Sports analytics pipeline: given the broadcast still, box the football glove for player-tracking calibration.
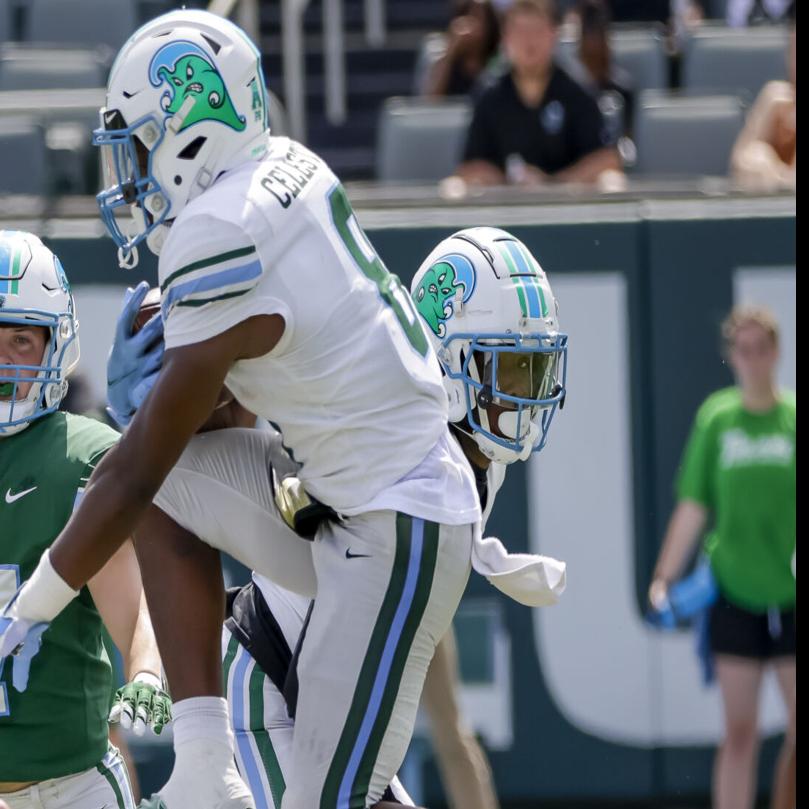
[106,280,164,428]
[0,598,49,693]
[109,671,172,735]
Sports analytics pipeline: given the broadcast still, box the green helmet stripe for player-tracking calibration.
[534,278,549,317]
[498,246,529,318]
[516,243,550,318]
[10,246,21,295]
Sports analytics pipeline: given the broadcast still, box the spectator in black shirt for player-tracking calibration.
[606,0,670,22]
[456,0,622,186]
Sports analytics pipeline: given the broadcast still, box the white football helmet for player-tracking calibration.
[93,9,270,267]
[0,231,80,437]
[411,227,567,464]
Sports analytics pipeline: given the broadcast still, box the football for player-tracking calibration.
[131,287,161,335]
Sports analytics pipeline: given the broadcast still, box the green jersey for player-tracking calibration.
[0,411,119,781]
[677,387,796,612]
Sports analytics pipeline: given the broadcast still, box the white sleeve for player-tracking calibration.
[159,214,289,350]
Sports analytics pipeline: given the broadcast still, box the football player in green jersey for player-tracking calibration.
[0,230,170,808]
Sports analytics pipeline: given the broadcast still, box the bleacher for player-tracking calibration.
[0,1,793,189]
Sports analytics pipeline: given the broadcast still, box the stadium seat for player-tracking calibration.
[0,48,106,91]
[557,28,668,91]
[26,0,137,50]
[0,117,48,194]
[682,26,788,100]
[376,97,472,182]
[702,0,729,19]
[633,92,745,176]
[611,29,668,91]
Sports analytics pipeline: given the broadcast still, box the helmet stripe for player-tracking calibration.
[0,245,21,296]
[498,245,529,318]
[515,242,550,318]
[502,242,542,318]
[534,279,549,317]
[9,247,21,295]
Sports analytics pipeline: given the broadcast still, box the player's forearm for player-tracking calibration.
[50,441,161,590]
[5,446,158,624]
[90,541,161,679]
[50,340,234,589]
[653,500,708,583]
[552,147,622,184]
[125,592,162,680]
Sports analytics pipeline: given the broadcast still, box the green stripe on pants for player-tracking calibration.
[320,514,440,808]
[96,756,128,809]
[223,631,240,684]
[350,519,439,801]
[248,661,287,807]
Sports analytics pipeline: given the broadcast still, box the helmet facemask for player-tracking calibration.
[444,331,568,464]
[0,313,77,437]
[0,232,80,437]
[94,110,172,269]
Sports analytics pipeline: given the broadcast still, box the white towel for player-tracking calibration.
[471,530,566,607]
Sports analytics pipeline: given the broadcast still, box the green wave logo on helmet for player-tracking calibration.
[149,40,246,132]
[414,254,476,337]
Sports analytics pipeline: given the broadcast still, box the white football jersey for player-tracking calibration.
[159,137,476,519]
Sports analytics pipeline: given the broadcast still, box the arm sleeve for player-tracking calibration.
[462,94,501,167]
[676,403,717,509]
[159,214,290,350]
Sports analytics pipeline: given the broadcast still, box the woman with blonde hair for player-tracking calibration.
[649,305,796,809]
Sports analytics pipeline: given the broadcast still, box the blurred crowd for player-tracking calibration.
[0,0,797,195]
[414,0,795,191]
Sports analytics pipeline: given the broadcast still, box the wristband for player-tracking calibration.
[8,550,79,622]
[132,670,163,690]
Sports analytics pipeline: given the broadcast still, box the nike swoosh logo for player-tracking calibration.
[345,549,372,560]
[5,486,37,503]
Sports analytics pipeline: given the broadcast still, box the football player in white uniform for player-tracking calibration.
[110,226,567,809]
[410,226,568,809]
[0,10,481,809]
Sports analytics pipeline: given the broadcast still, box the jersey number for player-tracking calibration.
[328,185,429,357]
[0,565,21,717]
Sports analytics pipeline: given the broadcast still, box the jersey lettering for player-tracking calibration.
[260,144,320,208]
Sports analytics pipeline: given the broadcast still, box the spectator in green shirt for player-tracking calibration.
[649,305,795,809]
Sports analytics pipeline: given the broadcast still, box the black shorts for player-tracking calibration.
[709,595,796,660]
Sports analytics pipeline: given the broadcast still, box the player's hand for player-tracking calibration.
[109,671,172,735]
[648,577,669,612]
[646,577,676,629]
[106,280,164,428]
[0,598,49,692]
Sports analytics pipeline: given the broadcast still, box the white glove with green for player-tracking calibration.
[108,671,172,736]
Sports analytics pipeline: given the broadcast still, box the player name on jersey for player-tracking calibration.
[259,143,322,209]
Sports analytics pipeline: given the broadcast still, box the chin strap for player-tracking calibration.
[117,244,139,270]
